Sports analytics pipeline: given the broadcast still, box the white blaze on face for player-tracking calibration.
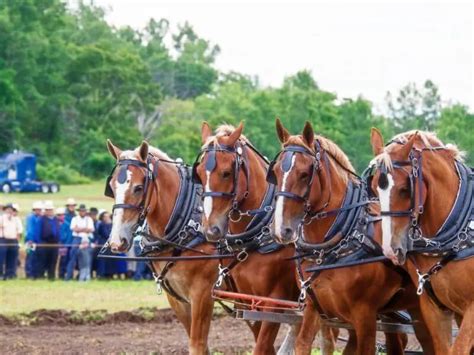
[274,155,296,236]
[377,173,395,258]
[203,171,213,220]
[110,169,132,245]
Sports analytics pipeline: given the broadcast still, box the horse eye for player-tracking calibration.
[134,185,144,194]
[399,186,410,197]
[222,171,232,179]
[300,172,309,180]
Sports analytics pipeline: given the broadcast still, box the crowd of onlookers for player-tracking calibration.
[0,198,151,281]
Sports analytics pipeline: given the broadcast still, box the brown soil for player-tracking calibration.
[0,309,422,354]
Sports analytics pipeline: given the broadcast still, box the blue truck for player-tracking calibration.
[0,151,60,193]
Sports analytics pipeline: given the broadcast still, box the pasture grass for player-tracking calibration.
[0,279,169,316]
[1,181,112,219]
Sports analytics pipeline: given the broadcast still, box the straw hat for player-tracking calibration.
[43,200,55,210]
[66,198,77,206]
[55,207,66,215]
[32,201,44,210]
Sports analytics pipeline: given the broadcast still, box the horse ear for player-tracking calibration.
[302,121,314,148]
[138,141,149,162]
[107,139,122,160]
[201,121,212,144]
[398,132,418,159]
[276,118,290,143]
[370,128,385,156]
[226,121,244,146]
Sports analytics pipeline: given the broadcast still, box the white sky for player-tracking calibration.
[92,0,473,111]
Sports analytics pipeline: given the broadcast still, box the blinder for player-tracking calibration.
[104,168,116,198]
[191,147,218,185]
[266,159,278,185]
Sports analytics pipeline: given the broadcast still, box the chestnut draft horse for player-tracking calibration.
[268,119,435,355]
[104,140,221,355]
[369,129,474,354]
[193,122,313,355]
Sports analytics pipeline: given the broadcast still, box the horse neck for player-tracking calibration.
[419,153,459,236]
[303,159,348,243]
[229,147,268,234]
[147,161,181,237]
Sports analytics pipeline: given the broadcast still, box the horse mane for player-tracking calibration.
[120,145,172,161]
[202,124,250,148]
[375,130,465,171]
[284,135,357,183]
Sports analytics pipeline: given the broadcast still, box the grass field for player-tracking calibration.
[0,279,169,316]
[1,181,112,218]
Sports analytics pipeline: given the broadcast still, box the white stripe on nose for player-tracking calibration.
[203,171,213,220]
[377,173,395,257]
[110,170,132,245]
[274,155,296,235]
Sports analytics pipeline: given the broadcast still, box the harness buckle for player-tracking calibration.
[237,249,248,262]
[261,226,271,236]
[416,269,429,295]
[153,273,164,295]
[215,264,229,288]
[299,278,312,303]
[187,219,201,232]
[315,211,327,220]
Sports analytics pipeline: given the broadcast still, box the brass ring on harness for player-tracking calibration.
[228,209,242,223]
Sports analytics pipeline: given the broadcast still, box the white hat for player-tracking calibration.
[43,200,55,210]
[32,201,44,210]
[55,207,66,215]
[12,203,20,212]
[66,198,76,206]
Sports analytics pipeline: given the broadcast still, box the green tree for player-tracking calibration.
[436,105,473,165]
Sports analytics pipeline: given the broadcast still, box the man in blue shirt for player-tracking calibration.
[56,207,71,279]
[36,201,61,280]
[24,201,43,279]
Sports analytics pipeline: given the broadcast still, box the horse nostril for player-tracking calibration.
[210,226,221,238]
[282,227,294,239]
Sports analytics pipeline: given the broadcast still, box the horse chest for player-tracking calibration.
[156,261,191,302]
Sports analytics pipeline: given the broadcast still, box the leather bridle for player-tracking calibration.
[104,156,159,229]
[267,141,365,229]
[192,142,250,220]
[375,141,449,240]
[266,141,337,223]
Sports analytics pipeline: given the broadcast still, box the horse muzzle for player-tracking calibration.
[205,225,225,242]
[274,225,297,245]
[109,238,129,253]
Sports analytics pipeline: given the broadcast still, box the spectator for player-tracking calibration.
[37,201,60,280]
[64,198,78,280]
[96,211,112,279]
[0,203,23,279]
[70,204,94,281]
[25,201,43,279]
[65,198,77,223]
[56,207,70,279]
[89,207,100,277]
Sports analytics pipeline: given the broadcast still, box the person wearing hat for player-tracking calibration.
[70,204,95,281]
[36,201,61,280]
[55,207,69,279]
[24,201,43,278]
[0,203,23,279]
[65,198,77,224]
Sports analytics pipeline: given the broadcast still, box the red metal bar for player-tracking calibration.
[213,289,300,309]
